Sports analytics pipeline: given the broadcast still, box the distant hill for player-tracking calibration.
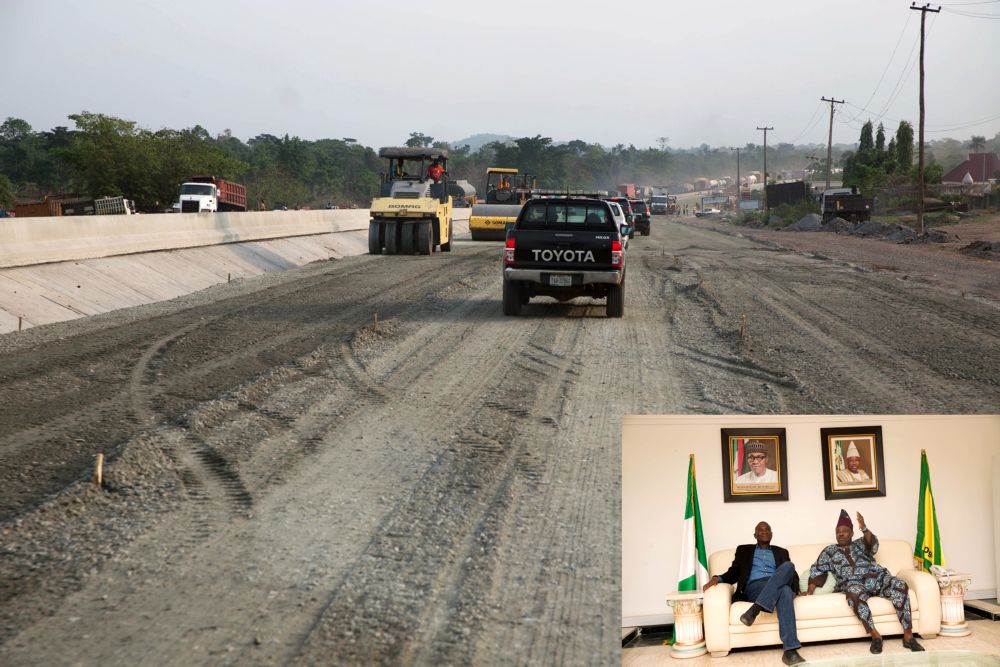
[447,133,513,152]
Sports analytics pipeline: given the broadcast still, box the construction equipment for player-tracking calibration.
[468,168,536,241]
[369,147,471,255]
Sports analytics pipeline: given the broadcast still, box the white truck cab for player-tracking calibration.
[178,182,219,213]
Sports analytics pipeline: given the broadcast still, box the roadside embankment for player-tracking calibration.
[0,209,472,333]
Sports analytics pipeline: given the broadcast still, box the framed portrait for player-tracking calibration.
[720,428,789,502]
[820,426,886,499]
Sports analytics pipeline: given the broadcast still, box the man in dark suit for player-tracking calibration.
[704,521,805,666]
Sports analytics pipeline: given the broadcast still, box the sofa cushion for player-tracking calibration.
[800,568,836,594]
[727,590,920,625]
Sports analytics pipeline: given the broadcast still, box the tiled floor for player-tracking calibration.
[623,618,1000,666]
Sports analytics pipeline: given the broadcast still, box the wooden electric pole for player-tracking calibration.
[757,126,773,213]
[821,97,844,190]
[911,2,940,236]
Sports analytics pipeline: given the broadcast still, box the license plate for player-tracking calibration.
[549,274,572,287]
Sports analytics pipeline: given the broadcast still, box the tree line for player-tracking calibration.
[1,112,994,211]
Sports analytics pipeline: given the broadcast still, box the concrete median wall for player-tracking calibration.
[0,209,372,269]
[0,210,472,334]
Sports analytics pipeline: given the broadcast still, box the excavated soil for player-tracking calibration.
[1,221,999,665]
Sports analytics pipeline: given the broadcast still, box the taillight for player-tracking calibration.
[504,236,516,265]
[611,239,623,267]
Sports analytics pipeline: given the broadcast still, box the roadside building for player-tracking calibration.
[942,152,999,184]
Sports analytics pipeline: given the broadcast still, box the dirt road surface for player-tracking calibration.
[1,220,998,665]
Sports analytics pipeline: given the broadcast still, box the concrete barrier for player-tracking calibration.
[0,211,473,334]
[0,209,372,269]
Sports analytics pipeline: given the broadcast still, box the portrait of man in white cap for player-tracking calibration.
[836,440,872,485]
[735,439,778,484]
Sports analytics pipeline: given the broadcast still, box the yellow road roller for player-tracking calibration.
[368,147,474,255]
[468,168,536,241]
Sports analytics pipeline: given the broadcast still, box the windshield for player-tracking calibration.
[651,196,667,203]
[519,202,613,230]
[180,184,215,196]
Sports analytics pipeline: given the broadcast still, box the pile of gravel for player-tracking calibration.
[785,213,822,231]
[783,214,959,245]
[959,240,1000,260]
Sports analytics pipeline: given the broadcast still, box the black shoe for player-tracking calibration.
[782,649,806,665]
[739,603,763,627]
[902,637,926,652]
[870,637,883,654]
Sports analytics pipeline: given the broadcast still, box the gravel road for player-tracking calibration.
[1,219,998,665]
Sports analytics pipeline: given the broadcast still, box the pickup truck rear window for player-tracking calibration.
[519,203,613,230]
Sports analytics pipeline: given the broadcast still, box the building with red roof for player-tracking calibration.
[942,152,999,184]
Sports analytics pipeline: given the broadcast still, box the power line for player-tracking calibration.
[857,13,913,116]
[787,100,825,144]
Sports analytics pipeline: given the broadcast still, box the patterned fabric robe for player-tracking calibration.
[809,535,912,632]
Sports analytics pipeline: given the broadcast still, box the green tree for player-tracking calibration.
[405,132,434,147]
[0,173,14,208]
[875,123,886,152]
[895,121,914,174]
[858,121,874,153]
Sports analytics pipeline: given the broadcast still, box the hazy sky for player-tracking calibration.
[3,0,999,150]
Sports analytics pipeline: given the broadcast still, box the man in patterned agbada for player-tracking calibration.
[805,510,925,654]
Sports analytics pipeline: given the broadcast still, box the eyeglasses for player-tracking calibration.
[747,454,767,461]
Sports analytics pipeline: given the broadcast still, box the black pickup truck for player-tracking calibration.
[502,197,629,317]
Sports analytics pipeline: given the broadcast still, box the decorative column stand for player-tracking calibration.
[934,571,973,637]
[665,591,707,658]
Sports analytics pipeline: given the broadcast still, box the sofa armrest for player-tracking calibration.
[897,569,941,637]
[703,583,734,655]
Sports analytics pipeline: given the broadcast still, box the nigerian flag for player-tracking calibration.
[677,455,709,592]
[914,449,944,571]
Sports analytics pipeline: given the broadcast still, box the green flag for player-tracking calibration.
[914,450,944,571]
[677,455,708,591]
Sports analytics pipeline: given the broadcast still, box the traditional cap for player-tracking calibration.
[837,509,853,529]
[845,441,861,459]
[745,439,768,452]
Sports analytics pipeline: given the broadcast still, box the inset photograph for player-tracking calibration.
[622,415,1000,665]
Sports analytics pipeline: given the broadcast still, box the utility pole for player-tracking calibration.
[757,126,773,213]
[911,2,940,236]
[821,97,844,190]
[735,147,741,209]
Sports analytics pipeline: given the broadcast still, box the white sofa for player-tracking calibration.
[703,540,941,657]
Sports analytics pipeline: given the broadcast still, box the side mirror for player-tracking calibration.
[621,225,632,237]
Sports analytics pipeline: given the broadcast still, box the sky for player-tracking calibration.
[2,0,999,150]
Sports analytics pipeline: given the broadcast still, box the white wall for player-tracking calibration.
[622,414,1000,627]
[0,209,372,268]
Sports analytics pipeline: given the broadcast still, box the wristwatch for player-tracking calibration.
[861,527,869,533]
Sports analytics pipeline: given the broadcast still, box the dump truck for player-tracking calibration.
[94,196,136,215]
[617,183,637,198]
[13,195,94,217]
[368,147,467,255]
[468,168,536,241]
[178,176,247,213]
[820,187,874,223]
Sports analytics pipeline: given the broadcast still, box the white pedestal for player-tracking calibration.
[665,591,707,658]
[934,571,973,637]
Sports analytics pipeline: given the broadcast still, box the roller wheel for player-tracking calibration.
[385,221,400,255]
[503,280,523,316]
[368,221,383,254]
[417,220,432,255]
[606,281,624,318]
[441,219,453,252]
[400,222,415,255]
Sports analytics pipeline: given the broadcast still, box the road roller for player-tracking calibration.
[468,168,536,241]
[368,147,474,256]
